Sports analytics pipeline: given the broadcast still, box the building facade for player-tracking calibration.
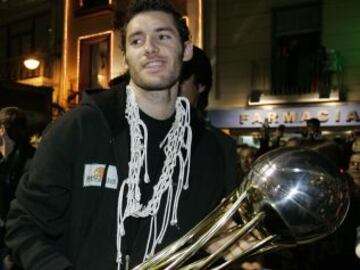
[1,0,358,136]
[204,0,360,140]
[0,0,203,109]
[0,0,63,93]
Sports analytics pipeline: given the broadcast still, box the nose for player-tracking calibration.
[144,36,159,55]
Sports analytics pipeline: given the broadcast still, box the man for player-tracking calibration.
[0,107,35,232]
[179,45,238,182]
[0,107,35,269]
[5,1,237,270]
[179,45,212,118]
[302,118,322,142]
[238,145,257,179]
[349,152,360,190]
[179,46,263,270]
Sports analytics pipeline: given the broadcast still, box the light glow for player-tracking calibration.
[264,164,277,178]
[198,0,203,48]
[356,243,360,258]
[62,0,70,104]
[286,187,299,200]
[24,58,40,70]
[248,91,340,106]
[183,16,189,26]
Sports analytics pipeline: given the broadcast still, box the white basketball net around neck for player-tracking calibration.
[116,85,192,268]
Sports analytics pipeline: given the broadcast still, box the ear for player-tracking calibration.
[0,125,4,136]
[122,53,128,72]
[182,41,193,62]
[123,54,129,70]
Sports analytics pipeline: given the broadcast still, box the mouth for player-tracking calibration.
[143,59,166,73]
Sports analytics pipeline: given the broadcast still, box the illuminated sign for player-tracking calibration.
[208,103,360,128]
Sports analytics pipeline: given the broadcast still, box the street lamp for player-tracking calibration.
[24,58,40,70]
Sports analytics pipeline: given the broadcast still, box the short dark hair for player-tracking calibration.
[306,118,320,129]
[181,46,212,112]
[0,107,28,144]
[277,124,286,132]
[120,0,190,51]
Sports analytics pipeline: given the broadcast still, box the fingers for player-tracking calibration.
[223,233,257,261]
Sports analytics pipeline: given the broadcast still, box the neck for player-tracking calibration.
[129,80,178,120]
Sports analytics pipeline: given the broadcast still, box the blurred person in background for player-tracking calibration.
[301,118,344,169]
[258,121,286,157]
[285,137,303,147]
[180,47,262,270]
[288,150,360,270]
[179,44,238,187]
[302,118,323,142]
[334,151,360,269]
[238,145,257,180]
[270,124,286,149]
[179,45,212,118]
[0,107,35,269]
[348,151,360,190]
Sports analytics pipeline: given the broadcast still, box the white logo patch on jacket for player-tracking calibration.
[83,164,106,187]
[83,164,119,189]
[105,165,118,189]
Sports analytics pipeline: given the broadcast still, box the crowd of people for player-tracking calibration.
[237,120,360,270]
[0,1,359,270]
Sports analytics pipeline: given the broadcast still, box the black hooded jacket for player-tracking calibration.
[5,85,237,270]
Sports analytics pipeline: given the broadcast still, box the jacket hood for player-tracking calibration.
[80,82,128,137]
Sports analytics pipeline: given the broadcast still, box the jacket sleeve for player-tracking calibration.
[5,109,83,270]
[221,135,238,196]
[208,126,238,196]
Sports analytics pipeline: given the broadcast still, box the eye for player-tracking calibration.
[159,34,171,40]
[129,37,144,46]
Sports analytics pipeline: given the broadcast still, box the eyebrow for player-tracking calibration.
[127,31,143,40]
[127,27,177,40]
[155,27,176,34]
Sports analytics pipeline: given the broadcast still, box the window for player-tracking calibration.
[78,33,111,91]
[271,3,322,95]
[80,0,109,10]
[1,14,51,80]
[9,20,33,58]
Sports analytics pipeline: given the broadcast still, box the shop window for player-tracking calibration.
[271,3,321,96]
[78,33,111,91]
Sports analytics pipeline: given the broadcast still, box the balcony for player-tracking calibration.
[0,55,53,84]
[248,48,343,105]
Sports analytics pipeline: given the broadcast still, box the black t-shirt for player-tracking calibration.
[122,110,175,258]
[138,110,175,203]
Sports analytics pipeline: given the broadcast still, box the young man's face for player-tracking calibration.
[125,11,192,91]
